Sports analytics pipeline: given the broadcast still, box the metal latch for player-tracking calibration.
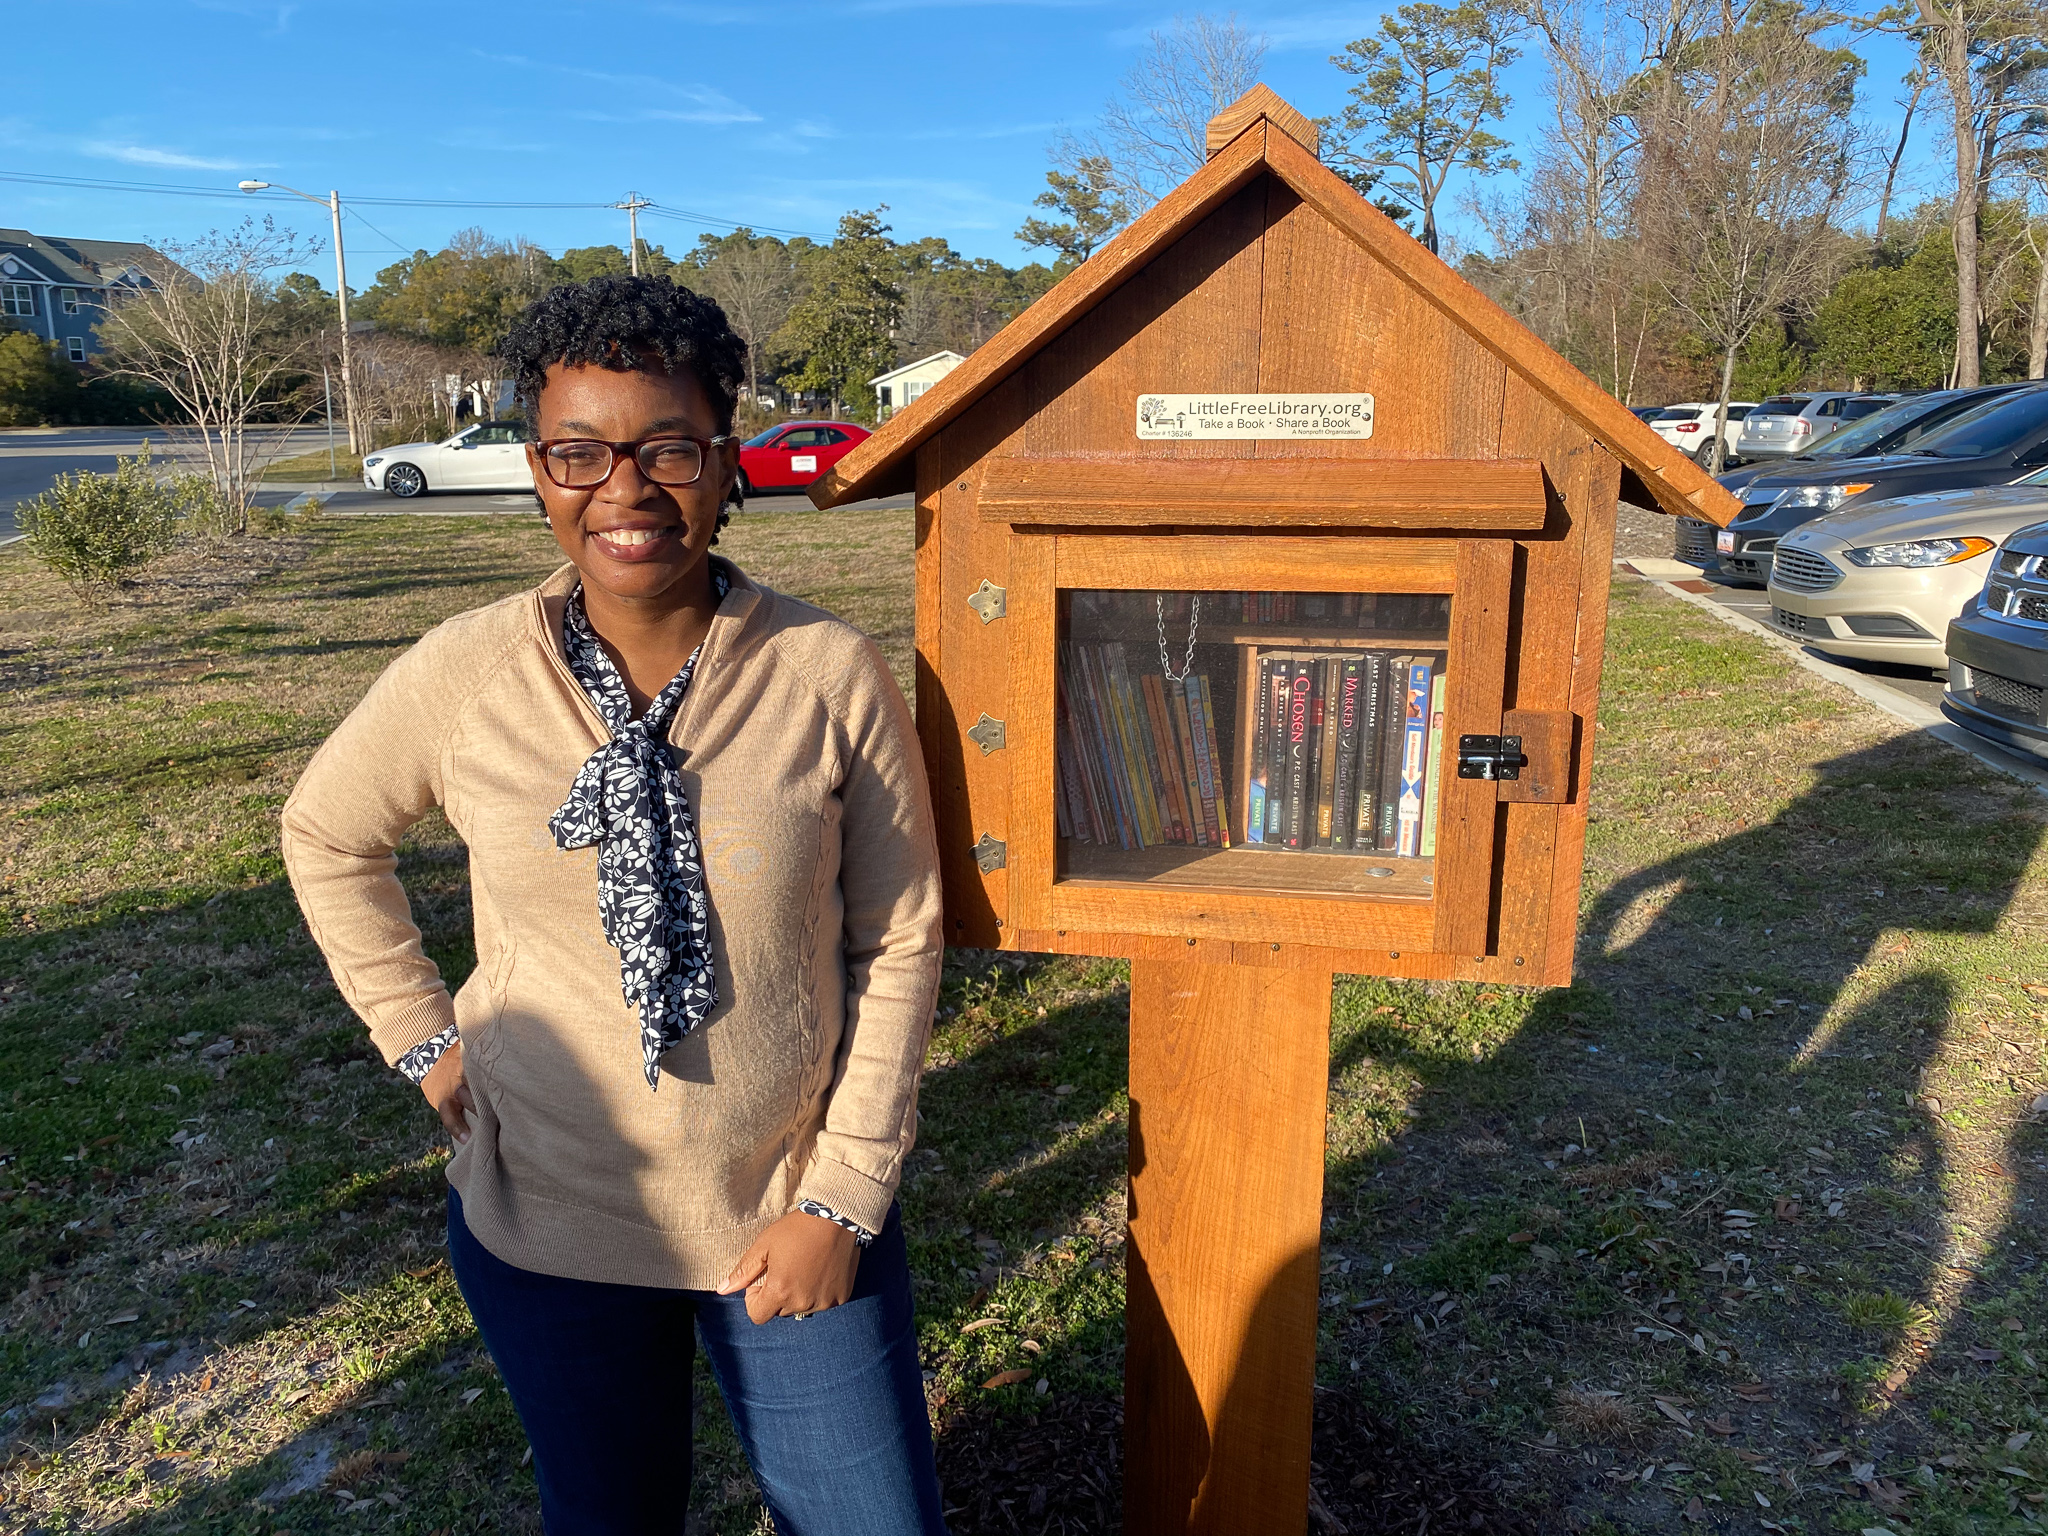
[972,833,1007,873]
[966,713,1007,755]
[1456,734,1526,781]
[966,580,1007,624]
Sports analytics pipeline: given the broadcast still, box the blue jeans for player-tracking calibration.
[447,1188,949,1536]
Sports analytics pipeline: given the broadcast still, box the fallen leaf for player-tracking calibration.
[106,1312,139,1325]
[1774,1197,1801,1222]
[1754,1490,1771,1507]
[981,1368,1031,1389]
[1703,1415,1735,1435]
[1968,1346,2003,1362]
[1052,1084,1076,1096]
[1682,1495,1706,1522]
[1020,1339,1043,1354]
[1734,1382,1774,1402]
[459,1387,484,1405]
[1810,1449,1849,1468]
[2010,1431,2035,1453]
[1652,1399,1694,1429]
[1881,1367,1910,1394]
[405,1264,440,1279]
[1530,1244,1560,1263]
[1507,1231,1536,1244]
[2004,1318,2026,1334]
[959,1318,1002,1335]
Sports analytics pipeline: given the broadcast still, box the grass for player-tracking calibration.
[0,513,2044,1534]
[258,447,362,484]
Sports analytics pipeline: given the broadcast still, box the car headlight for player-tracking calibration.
[1775,481,1875,511]
[363,456,384,468]
[1842,536,1994,567]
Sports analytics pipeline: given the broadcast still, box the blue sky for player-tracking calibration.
[4,1,1929,283]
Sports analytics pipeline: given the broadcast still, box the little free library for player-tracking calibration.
[813,86,1743,1536]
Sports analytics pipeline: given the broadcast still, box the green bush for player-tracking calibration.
[17,444,180,592]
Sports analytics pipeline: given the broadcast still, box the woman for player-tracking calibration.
[282,274,948,1535]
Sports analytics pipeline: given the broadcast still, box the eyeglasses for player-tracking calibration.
[535,434,734,490]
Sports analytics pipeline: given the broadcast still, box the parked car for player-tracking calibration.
[363,421,533,498]
[735,420,869,496]
[1674,386,2029,567]
[1734,392,1894,462]
[1650,401,1756,465]
[1942,519,2048,759]
[1628,404,1667,423]
[1690,384,2048,584]
[1764,469,2048,670]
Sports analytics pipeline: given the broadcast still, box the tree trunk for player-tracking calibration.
[2030,233,2048,379]
[1710,342,1738,475]
[1944,24,1983,387]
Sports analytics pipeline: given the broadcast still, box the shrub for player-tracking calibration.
[16,445,180,592]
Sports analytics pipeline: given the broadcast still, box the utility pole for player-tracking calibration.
[240,179,361,454]
[616,192,652,275]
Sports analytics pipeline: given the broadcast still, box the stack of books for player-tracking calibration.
[1055,641,1232,851]
[1244,650,1446,858]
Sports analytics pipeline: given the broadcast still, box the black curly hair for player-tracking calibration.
[498,273,748,436]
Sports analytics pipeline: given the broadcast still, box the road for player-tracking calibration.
[0,426,910,539]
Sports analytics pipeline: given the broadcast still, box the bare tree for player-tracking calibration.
[1875,66,1931,240]
[1864,0,2048,385]
[99,218,316,534]
[1058,14,1267,212]
[687,231,797,401]
[1637,4,1869,468]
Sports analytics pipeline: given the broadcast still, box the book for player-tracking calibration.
[1331,655,1364,851]
[1375,653,1409,852]
[1283,660,1314,850]
[1314,656,1341,847]
[1420,671,1447,858]
[1078,646,1140,849]
[1103,644,1164,848]
[1265,656,1292,843]
[1352,650,1385,850]
[1396,656,1435,857]
[1141,672,1191,844]
[1167,678,1211,847]
[1192,673,1229,847]
[1246,656,1271,844]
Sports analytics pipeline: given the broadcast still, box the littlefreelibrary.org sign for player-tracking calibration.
[1135,393,1375,441]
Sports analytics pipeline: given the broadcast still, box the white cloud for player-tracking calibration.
[81,141,248,171]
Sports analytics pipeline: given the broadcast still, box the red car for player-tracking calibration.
[735,420,870,496]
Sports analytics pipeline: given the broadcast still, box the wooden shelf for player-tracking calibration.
[1210,626,1448,649]
[1059,840,1434,901]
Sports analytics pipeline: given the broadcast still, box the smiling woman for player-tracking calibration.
[279,274,949,1535]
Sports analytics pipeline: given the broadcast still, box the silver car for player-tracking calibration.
[1765,469,2048,669]
[1736,392,1894,462]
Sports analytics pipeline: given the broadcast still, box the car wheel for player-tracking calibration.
[735,468,752,498]
[1694,441,1718,467]
[386,463,427,499]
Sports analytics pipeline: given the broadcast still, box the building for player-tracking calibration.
[0,230,177,363]
[869,350,964,418]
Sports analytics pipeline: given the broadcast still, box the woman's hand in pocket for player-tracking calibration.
[717,1212,860,1324]
[421,1042,474,1145]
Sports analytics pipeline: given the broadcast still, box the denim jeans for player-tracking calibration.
[447,1187,949,1535]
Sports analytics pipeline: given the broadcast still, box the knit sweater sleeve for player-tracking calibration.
[793,638,944,1236]
[281,621,481,1069]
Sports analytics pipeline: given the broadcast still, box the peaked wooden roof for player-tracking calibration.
[811,92,1741,527]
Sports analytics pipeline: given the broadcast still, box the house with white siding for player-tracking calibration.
[870,350,964,419]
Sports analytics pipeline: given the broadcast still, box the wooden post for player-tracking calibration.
[1125,957,1334,1535]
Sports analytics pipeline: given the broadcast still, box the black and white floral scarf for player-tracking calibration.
[549,576,725,1090]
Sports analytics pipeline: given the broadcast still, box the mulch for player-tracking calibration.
[931,1386,1545,1534]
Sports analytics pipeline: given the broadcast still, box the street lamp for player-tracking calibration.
[241,179,359,457]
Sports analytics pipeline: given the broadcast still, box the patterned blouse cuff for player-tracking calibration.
[794,1199,875,1247]
[395,1025,459,1086]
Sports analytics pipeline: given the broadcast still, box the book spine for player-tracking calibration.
[1055,664,1104,844]
[1314,656,1341,847]
[1420,671,1447,859]
[1167,678,1207,847]
[1196,674,1230,847]
[1246,656,1270,844]
[1396,658,1433,857]
[1079,647,1137,849]
[1375,654,1408,852]
[1265,657,1291,843]
[1142,673,1190,844]
[1352,652,1383,848]
[1283,662,1313,850]
[1105,644,1164,848]
[1331,656,1363,852]
[1184,674,1221,848]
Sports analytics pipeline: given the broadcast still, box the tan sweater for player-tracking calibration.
[281,561,943,1288]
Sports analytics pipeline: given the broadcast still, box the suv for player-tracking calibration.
[1650,401,1755,466]
[1735,392,1893,461]
[1687,384,2048,583]
[1943,520,2048,758]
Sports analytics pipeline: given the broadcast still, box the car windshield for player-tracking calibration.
[1799,393,1968,458]
[1911,388,2048,458]
[1753,396,1810,417]
[1652,407,1699,422]
[742,426,785,446]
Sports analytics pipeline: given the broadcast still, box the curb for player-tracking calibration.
[1616,559,2048,795]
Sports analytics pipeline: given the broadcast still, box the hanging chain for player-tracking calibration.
[1156,593,1200,681]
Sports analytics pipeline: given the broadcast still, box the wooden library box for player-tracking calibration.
[813,84,1740,1536]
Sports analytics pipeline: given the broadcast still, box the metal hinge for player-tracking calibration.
[1456,734,1527,781]
[972,833,1007,873]
[966,580,1007,624]
[967,713,1007,755]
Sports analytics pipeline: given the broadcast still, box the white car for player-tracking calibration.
[1650,401,1757,465]
[1766,468,2048,669]
[362,421,534,497]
